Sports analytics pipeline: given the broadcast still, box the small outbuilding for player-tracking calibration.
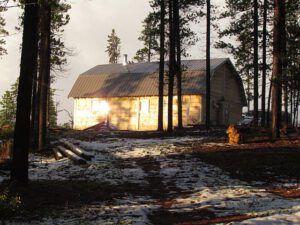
[68,58,247,130]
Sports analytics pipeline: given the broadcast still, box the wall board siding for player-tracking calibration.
[74,95,203,131]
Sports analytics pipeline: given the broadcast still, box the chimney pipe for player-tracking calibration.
[123,54,128,66]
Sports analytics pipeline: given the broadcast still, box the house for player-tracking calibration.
[68,58,247,131]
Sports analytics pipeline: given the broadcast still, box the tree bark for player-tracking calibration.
[158,0,165,131]
[266,79,272,127]
[174,0,182,129]
[37,0,51,151]
[271,0,285,138]
[30,64,38,149]
[205,0,211,130]
[168,0,175,132]
[10,0,39,186]
[261,0,268,127]
[253,0,259,126]
[282,5,288,132]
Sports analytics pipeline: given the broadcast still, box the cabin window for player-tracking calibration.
[140,99,150,113]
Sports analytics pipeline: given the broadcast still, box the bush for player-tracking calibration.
[0,188,21,218]
[0,128,14,140]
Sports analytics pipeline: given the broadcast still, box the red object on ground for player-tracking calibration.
[83,121,118,132]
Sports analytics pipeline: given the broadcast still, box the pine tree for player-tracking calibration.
[174,0,183,129]
[215,0,264,117]
[158,0,165,131]
[271,0,285,138]
[48,89,57,128]
[31,0,71,150]
[50,0,72,74]
[106,29,121,64]
[36,0,51,151]
[134,48,149,63]
[285,0,299,128]
[0,80,18,127]
[11,0,39,186]
[134,12,159,62]
[205,0,211,130]
[0,1,8,56]
[167,0,175,132]
[0,91,16,127]
[253,0,259,126]
[261,0,268,127]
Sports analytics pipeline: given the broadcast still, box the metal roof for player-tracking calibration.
[68,58,246,104]
[80,58,228,76]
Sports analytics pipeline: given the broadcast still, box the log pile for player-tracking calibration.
[227,124,272,144]
[52,139,93,164]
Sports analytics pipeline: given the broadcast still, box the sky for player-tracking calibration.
[0,0,228,124]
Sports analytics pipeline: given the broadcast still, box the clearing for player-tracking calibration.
[1,134,300,225]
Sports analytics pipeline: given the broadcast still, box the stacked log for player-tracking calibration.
[53,147,64,160]
[57,146,87,165]
[62,140,93,160]
[52,140,93,165]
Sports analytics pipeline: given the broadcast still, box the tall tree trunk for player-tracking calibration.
[168,0,175,132]
[290,88,293,127]
[253,0,259,126]
[37,0,51,151]
[266,79,272,127]
[30,65,38,149]
[10,0,39,186]
[293,88,299,127]
[205,0,211,130]
[271,0,285,138]
[174,0,182,129]
[261,0,268,127]
[282,8,288,132]
[158,0,165,131]
[247,72,251,113]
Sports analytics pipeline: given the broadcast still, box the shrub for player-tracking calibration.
[0,188,21,218]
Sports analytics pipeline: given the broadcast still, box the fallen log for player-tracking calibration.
[61,140,93,160]
[57,146,86,165]
[53,147,64,160]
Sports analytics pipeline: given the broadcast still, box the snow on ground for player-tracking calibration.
[1,136,300,224]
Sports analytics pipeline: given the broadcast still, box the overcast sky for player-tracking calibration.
[0,0,228,124]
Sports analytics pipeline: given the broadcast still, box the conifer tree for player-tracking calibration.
[134,13,159,62]
[11,0,39,186]
[271,0,285,138]
[158,0,165,131]
[0,80,18,127]
[106,29,121,64]
[205,0,211,130]
[215,0,263,118]
[0,1,8,56]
